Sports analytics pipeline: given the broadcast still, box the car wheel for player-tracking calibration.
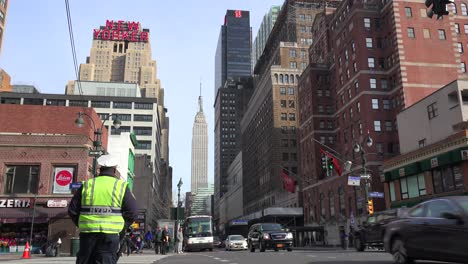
[209,248,213,252]
[249,242,255,252]
[259,241,266,252]
[354,237,365,252]
[287,248,292,252]
[391,238,414,264]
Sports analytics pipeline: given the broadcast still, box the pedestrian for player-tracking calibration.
[154,226,162,254]
[144,230,153,249]
[68,154,138,264]
[161,226,170,255]
[176,227,183,253]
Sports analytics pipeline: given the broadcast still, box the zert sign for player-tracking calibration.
[0,199,31,208]
[53,167,74,194]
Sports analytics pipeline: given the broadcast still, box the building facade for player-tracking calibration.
[191,95,208,193]
[107,132,137,187]
[0,68,10,92]
[241,0,332,220]
[214,10,252,94]
[0,105,105,254]
[213,9,253,230]
[298,0,468,245]
[73,20,162,99]
[218,152,245,236]
[191,184,214,216]
[66,80,142,98]
[383,80,468,209]
[252,6,281,71]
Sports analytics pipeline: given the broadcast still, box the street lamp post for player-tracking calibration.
[176,178,183,251]
[353,135,373,215]
[75,112,121,176]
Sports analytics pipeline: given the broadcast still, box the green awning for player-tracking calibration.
[385,147,468,182]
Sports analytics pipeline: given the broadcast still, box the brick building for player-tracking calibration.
[0,105,106,253]
[298,0,468,245]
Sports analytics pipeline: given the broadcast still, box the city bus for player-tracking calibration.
[183,215,214,252]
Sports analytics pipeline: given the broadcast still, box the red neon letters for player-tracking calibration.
[93,20,149,42]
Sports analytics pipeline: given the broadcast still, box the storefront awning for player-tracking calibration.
[0,206,68,221]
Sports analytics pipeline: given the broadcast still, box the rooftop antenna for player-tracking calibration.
[198,78,203,112]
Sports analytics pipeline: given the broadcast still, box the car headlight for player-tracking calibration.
[286,233,293,239]
[187,240,193,244]
[263,233,270,239]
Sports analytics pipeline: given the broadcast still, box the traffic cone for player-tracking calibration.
[22,242,31,259]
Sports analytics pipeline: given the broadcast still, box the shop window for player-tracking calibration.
[4,166,40,194]
[432,165,464,193]
[389,181,396,202]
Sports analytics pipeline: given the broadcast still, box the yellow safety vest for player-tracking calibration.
[78,176,127,234]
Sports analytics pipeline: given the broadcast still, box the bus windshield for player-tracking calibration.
[185,217,212,237]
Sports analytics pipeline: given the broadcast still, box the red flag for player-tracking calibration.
[320,148,343,176]
[281,170,295,193]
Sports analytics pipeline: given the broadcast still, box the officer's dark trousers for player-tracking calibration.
[76,233,119,264]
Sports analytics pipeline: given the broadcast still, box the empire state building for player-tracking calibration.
[191,93,208,194]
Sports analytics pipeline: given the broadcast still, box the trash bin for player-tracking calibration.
[70,237,80,257]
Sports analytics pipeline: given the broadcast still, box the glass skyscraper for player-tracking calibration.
[214,10,252,94]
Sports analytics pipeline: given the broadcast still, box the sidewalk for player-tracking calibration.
[0,250,170,263]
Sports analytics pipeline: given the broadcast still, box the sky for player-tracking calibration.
[0,0,283,197]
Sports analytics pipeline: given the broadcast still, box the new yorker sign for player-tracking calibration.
[93,20,149,42]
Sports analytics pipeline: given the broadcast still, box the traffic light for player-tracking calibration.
[321,155,327,169]
[367,198,374,215]
[426,0,451,19]
[327,158,334,171]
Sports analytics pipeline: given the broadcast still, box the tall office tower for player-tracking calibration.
[241,0,340,217]
[298,0,468,245]
[215,10,252,93]
[0,0,8,57]
[213,10,253,231]
[69,20,161,99]
[191,91,208,193]
[252,6,281,71]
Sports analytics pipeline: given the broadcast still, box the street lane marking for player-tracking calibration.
[327,256,337,259]
[220,260,229,262]
[307,254,317,257]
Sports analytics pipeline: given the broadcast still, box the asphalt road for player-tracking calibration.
[155,249,455,264]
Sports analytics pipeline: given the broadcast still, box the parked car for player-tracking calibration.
[247,223,293,252]
[353,208,403,251]
[384,196,468,264]
[225,235,247,251]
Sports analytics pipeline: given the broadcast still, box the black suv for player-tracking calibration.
[247,223,293,252]
[353,209,402,251]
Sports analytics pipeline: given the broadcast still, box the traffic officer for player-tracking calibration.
[68,154,138,264]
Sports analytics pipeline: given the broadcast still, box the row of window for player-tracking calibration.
[110,126,152,136]
[280,113,296,121]
[282,152,298,161]
[98,113,153,122]
[279,87,296,95]
[388,165,464,202]
[280,100,296,108]
[0,98,155,110]
[407,27,447,40]
[405,4,468,18]
[274,74,301,85]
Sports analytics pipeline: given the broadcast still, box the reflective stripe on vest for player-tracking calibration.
[78,176,127,234]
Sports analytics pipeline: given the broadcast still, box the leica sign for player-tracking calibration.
[53,167,74,194]
[93,20,149,42]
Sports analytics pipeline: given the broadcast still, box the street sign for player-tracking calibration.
[369,192,385,198]
[89,150,104,157]
[360,174,371,180]
[348,176,361,186]
[69,182,83,189]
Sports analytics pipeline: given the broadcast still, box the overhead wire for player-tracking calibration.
[64,0,83,97]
